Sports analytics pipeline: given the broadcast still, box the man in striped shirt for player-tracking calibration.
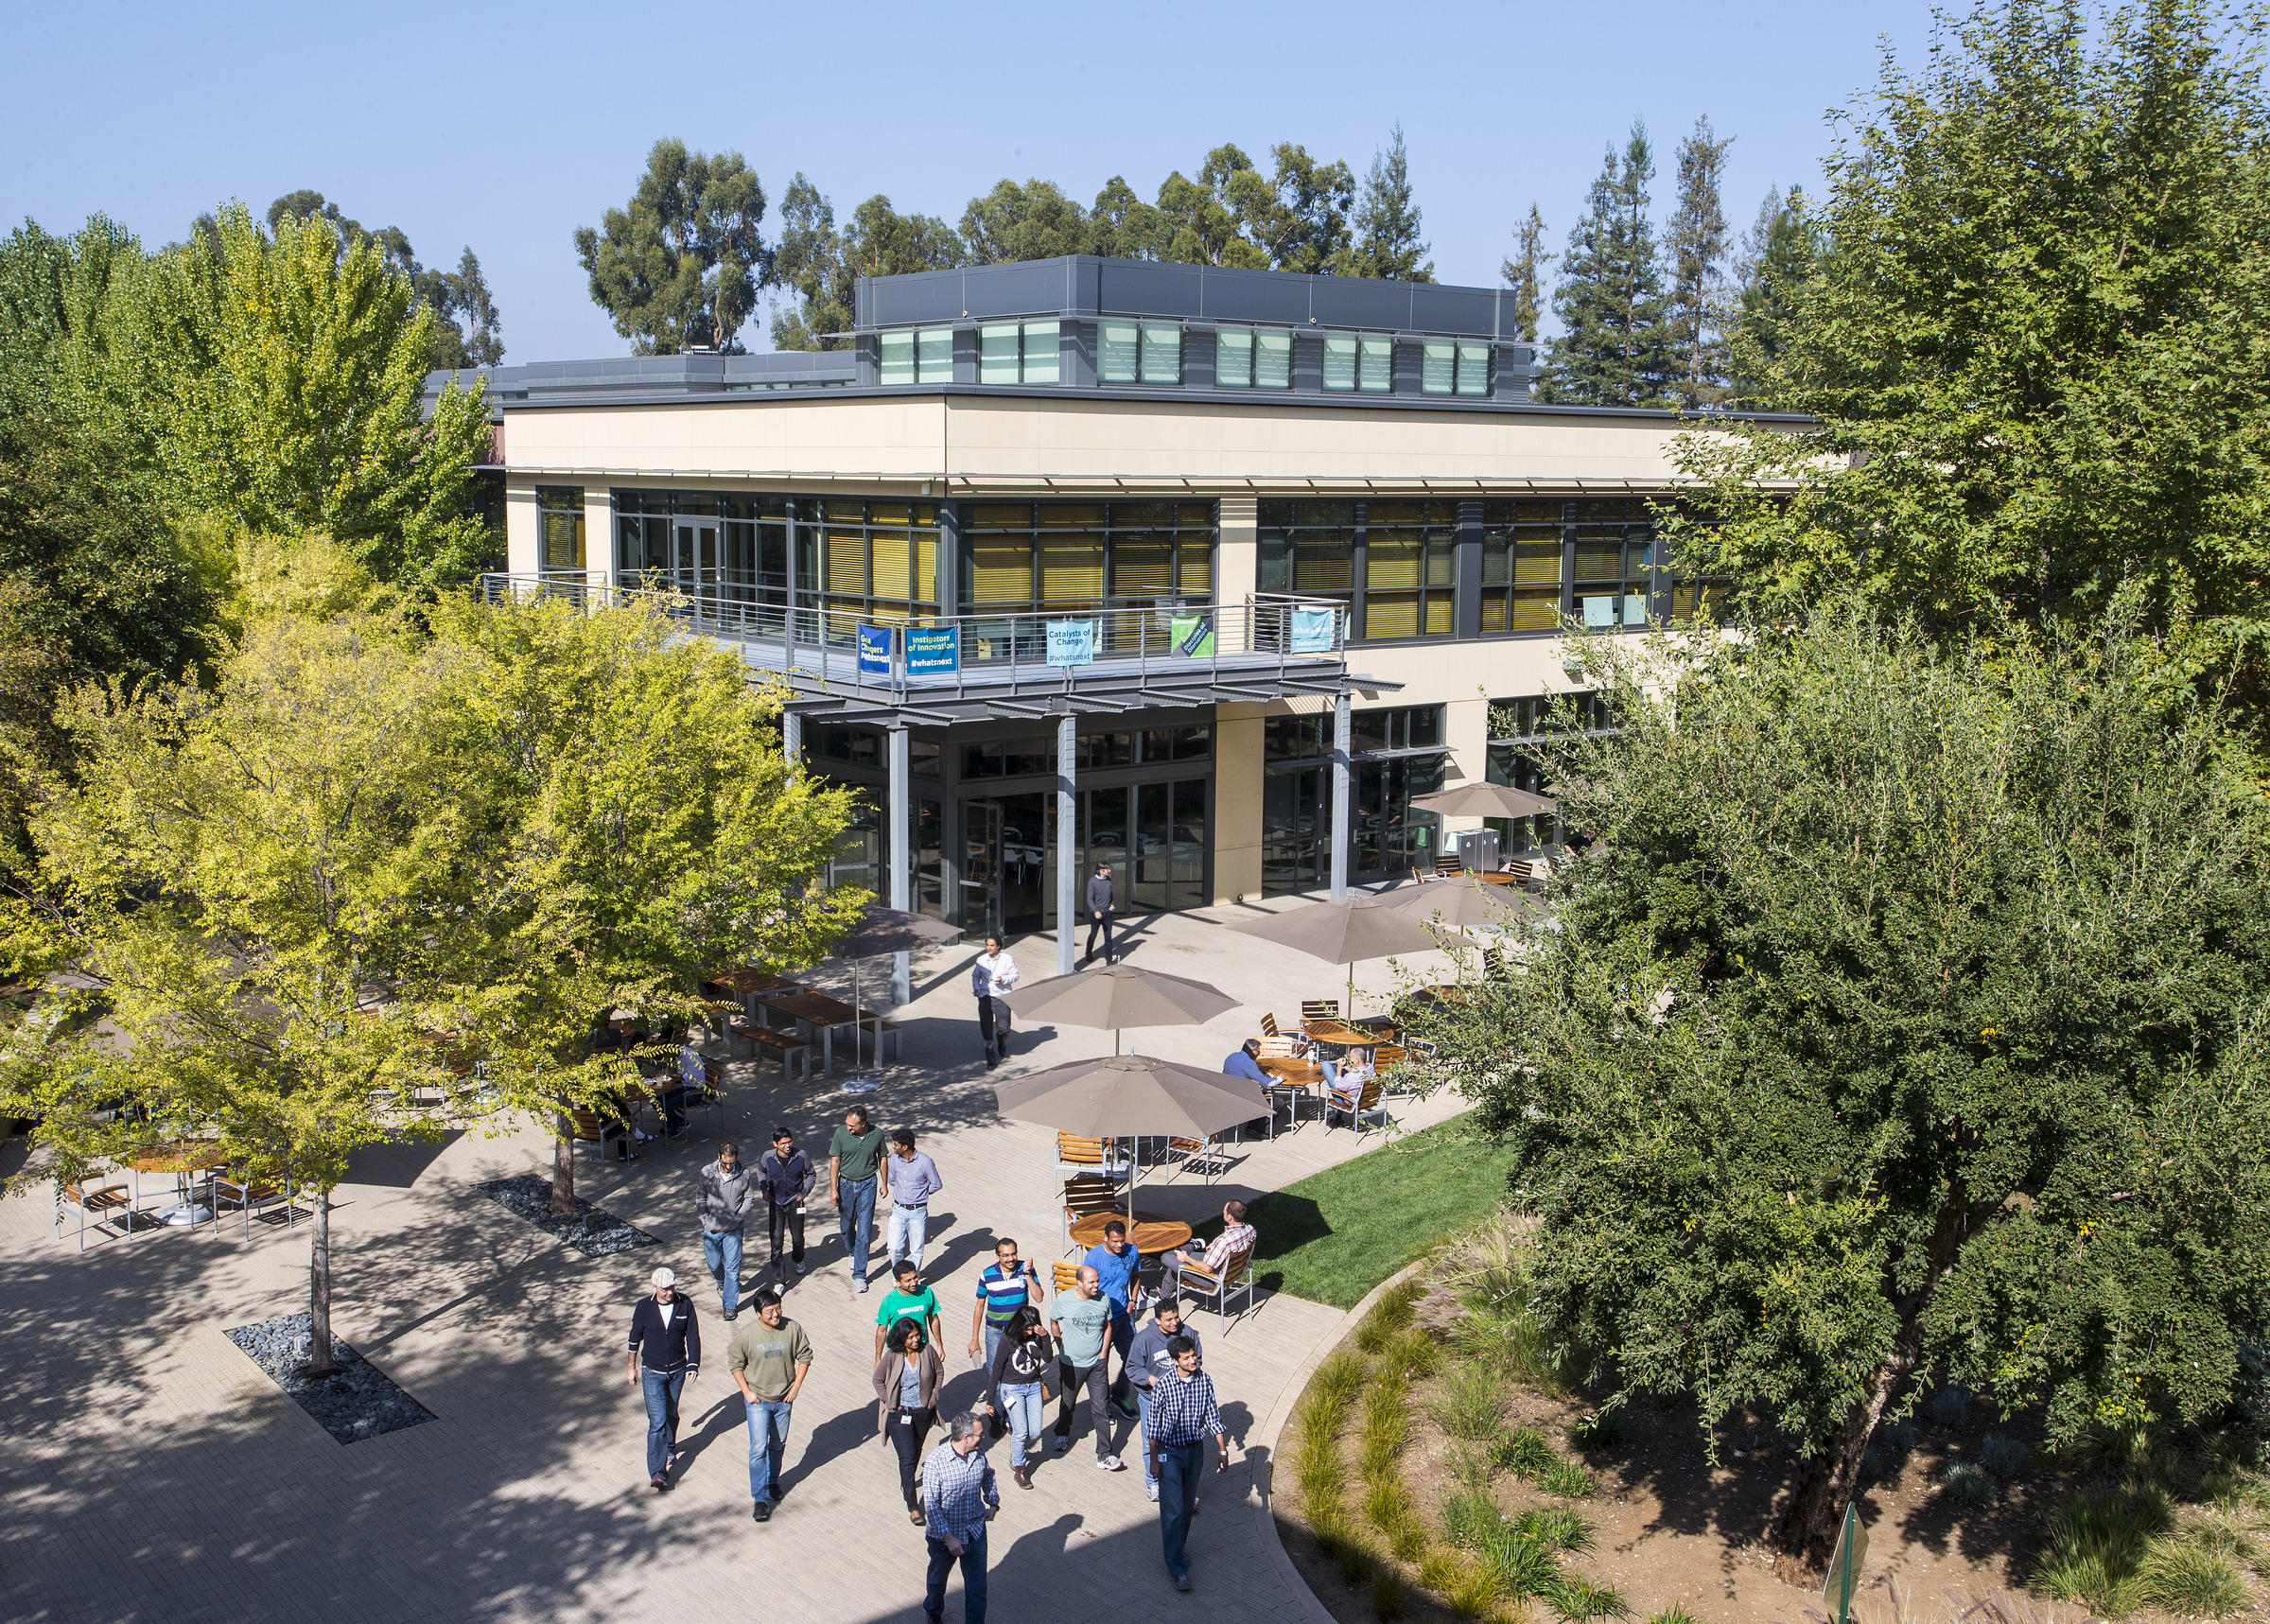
[968,1237,1039,1434]
[922,1411,999,1624]
[1144,1336,1228,1591]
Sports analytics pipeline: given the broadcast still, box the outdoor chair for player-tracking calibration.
[1259,1011,1282,1039]
[58,1177,135,1250]
[1324,1076,1390,1144]
[213,1172,296,1239]
[1483,948,1511,983]
[1060,1176,1124,1256]
[1164,1134,1237,1183]
[1055,1132,1131,1185]
[1435,850,1466,879]
[1373,1045,1419,1100]
[1178,1243,1256,1328]
[1052,1259,1082,1296]
[1300,999,1340,1026]
[568,1109,631,1164]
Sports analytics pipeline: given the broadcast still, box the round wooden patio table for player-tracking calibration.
[1068,1211,1193,1256]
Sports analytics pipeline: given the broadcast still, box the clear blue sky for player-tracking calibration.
[3,0,1947,362]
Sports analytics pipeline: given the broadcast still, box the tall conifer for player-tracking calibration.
[1500,204,1552,341]
[1343,125,1434,280]
[1539,123,1670,406]
[1666,115,1735,407]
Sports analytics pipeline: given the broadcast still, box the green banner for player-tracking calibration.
[1170,613,1214,657]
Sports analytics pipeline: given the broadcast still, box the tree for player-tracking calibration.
[574,138,771,354]
[1675,0,2270,723]
[771,179,963,352]
[959,179,1093,264]
[1155,146,1273,270]
[1426,599,2270,1577]
[1500,204,1553,342]
[418,591,861,1214]
[23,610,480,1373]
[1723,185,1819,407]
[1087,177,1162,260]
[1538,123,1671,406]
[267,192,503,369]
[1342,124,1433,281]
[1664,115,1734,407]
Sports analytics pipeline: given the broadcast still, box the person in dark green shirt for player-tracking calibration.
[874,1258,943,1357]
[828,1106,886,1293]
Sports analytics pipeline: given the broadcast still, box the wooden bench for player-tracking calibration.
[742,1024,813,1083]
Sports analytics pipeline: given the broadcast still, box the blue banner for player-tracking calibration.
[856,623,893,676]
[905,624,960,676]
[1046,620,1096,667]
[1289,606,1337,654]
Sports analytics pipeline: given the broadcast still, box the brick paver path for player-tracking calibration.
[0,899,1470,1624]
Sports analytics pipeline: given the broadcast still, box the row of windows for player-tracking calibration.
[878,323,1492,396]
[1264,705,1445,762]
[880,327,955,386]
[961,500,1215,613]
[814,725,1212,779]
[1099,321,1184,385]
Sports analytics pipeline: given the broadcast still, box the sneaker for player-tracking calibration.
[1050,1432,1069,1454]
[725,1309,738,1322]
[795,1263,806,1276]
[1174,1574,1191,1593]
[855,1279,869,1295]
[1147,1483,1161,1502]
[752,1498,773,1522]
[1096,1455,1125,1472]
[1113,1395,1140,1421]
[651,1474,667,1491]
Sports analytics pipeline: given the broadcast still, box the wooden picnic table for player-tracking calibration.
[1303,1019,1386,1048]
[1256,1056,1324,1136]
[759,989,873,1075]
[126,1141,228,1232]
[712,969,806,997]
[1069,1210,1193,1256]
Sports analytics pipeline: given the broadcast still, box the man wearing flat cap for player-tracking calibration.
[626,1266,700,1490]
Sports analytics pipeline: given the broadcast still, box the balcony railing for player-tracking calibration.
[478,573,1349,697]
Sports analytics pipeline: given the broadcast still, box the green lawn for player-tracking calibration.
[1194,1111,1516,1308]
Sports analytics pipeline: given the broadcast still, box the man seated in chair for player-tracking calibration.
[1322,1048,1377,1123]
[1161,1199,1256,1302]
[1221,1039,1275,1135]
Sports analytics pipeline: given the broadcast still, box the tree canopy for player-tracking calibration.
[1423,599,2270,1575]
[574,138,772,355]
[1345,126,1433,282]
[265,190,502,368]
[1538,123,1672,407]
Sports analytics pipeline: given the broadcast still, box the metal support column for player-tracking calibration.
[781,710,803,779]
[1329,692,1352,899]
[888,726,912,1006]
[1056,712,1077,976]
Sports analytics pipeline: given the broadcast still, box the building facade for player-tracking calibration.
[449,255,1795,970]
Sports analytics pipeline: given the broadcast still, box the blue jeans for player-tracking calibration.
[999,1380,1045,1467]
[1158,1439,1204,1580]
[839,1176,876,1283]
[889,1202,930,1269]
[745,1398,793,1502]
[924,1528,988,1624]
[702,1228,743,1317]
[982,1323,1004,1417]
[1137,1387,1158,1486]
[640,1366,686,1478]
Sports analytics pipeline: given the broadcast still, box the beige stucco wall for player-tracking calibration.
[1213,709,1266,904]
[504,479,541,575]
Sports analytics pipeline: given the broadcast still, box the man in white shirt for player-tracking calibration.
[972,934,1020,1072]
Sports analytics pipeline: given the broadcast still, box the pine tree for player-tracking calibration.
[1665,115,1734,408]
[1539,122,1671,407]
[1500,204,1552,341]
[1725,185,1820,407]
[1343,124,1433,280]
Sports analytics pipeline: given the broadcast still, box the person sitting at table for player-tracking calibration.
[1323,1049,1378,1128]
[1221,1039,1267,1086]
[1161,1200,1257,1301]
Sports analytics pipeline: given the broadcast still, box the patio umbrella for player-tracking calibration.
[1381,872,1537,984]
[1001,963,1238,1055]
[1411,780,1558,820]
[1229,893,1441,1018]
[828,903,964,1066]
[994,1054,1266,1223]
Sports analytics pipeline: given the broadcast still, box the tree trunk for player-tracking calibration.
[306,1188,341,1377]
[550,1113,577,1214]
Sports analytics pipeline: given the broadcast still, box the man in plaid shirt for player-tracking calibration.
[1143,1336,1228,1591]
[922,1411,999,1623]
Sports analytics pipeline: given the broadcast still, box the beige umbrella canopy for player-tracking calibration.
[995,1054,1264,1221]
[1411,780,1558,820]
[1381,872,1536,931]
[1002,963,1239,1054]
[827,903,965,1066]
[1229,893,1441,1016]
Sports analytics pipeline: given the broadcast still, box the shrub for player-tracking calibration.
[1541,1458,1598,1498]
[1477,1526,1562,1601]
[1388,1516,1427,1565]
[1388,1324,1442,1379]
[2034,1485,2174,1615]
[1513,1506,1595,1553]
[1313,1350,1370,1416]
[1436,1363,1509,1441]
[1877,1420,1917,1455]
[1980,1433,2029,1477]
[1371,1566,1409,1621]
[1445,1563,1502,1621]
[1552,1575,1633,1621]
[2185,1513,2262,1563]
[1567,1407,1627,1450]
[2137,1540,2250,1618]
[1442,1483,1504,1548]
[1927,1384,1973,1428]
[1943,1462,1996,1505]
[1358,1279,1424,1353]
[1362,1382,1412,1478]
[1495,1425,1556,1478]
[1649,1608,1702,1624]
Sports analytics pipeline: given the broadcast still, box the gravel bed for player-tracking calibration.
[475,1173,657,1257]
[224,1313,433,1444]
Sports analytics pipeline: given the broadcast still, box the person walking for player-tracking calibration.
[873,1316,946,1524]
[624,1266,700,1492]
[987,1303,1055,1490]
[968,1236,1039,1426]
[829,1105,886,1294]
[726,1285,812,1522]
[971,934,1019,1071]
[1081,1219,1143,1418]
[1048,1264,1125,1470]
[757,1126,813,1284]
[695,1143,759,1320]
[885,1129,944,1272]
[1126,1298,1201,1503]
[922,1412,1000,1624]
[874,1258,944,1359]
[1145,1336,1229,1591]
[1082,861,1117,968]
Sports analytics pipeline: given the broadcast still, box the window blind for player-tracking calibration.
[980,324,1020,384]
[1099,322,1140,382]
[1022,322,1060,384]
[916,327,953,383]
[879,331,915,386]
[1216,327,1252,387]
[1321,334,1356,391]
[1457,341,1490,396]
[1421,341,1456,394]
[826,530,869,595]
[1358,334,1392,393]
[1109,535,1173,598]
[1256,329,1292,389]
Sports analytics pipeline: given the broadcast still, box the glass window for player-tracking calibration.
[1421,341,1493,397]
[1100,321,1140,383]
[536,486,585,571]
[980,321,1058,385]
[980,323,1020,384]
[1457,341,1490,396]
[880,330,915,386]
[1140,323,1180,384]
[1479,498,1569,633]
[1022,321,1059,384]
[1257,500,1356,612]
[1256,328,1292,389]
[1215,326,1252,388]
[917,326,953,383]
[959,500,1216,620]
[1214,325,1289,391]
[1321,333,1356,392]
[1265,714,1333,760]
[1358,333,1393,393]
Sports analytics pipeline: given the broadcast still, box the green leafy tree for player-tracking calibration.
[1539,122,1671,406]
[1500,204,1553,342]
[1665,115,1734,407]
[574,138,772,354]
[771,179,963,352]
[1155,146,1273,269]
[1426,600,2270,1577]
[1724,184,1819,406]
[419,592,861,1213]
[1676,0,2270,720]
[266,193,502,369]
[1341,124,1433,281]
[959,179,1093,263]
[1239,144,1358,274]
[1088,176,1163,259]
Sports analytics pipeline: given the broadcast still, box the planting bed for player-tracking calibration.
[476,1173,656,1258]
[226,1313,433,1445]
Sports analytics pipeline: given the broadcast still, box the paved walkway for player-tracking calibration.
[0,893,1473,1624]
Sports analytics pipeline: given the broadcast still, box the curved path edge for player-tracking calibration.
[1245,1260,1432,1624]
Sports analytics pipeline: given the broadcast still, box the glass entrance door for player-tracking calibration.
[673,519,719,617]
[963,801,1004,939]
[964,795,1054,937]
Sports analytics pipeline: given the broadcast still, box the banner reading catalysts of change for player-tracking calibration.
[1045,620,1097,667]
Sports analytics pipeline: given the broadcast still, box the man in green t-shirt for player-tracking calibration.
[873,1258,944,1358]
[828,1105,886,1295]
[727,1286,812,1520]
